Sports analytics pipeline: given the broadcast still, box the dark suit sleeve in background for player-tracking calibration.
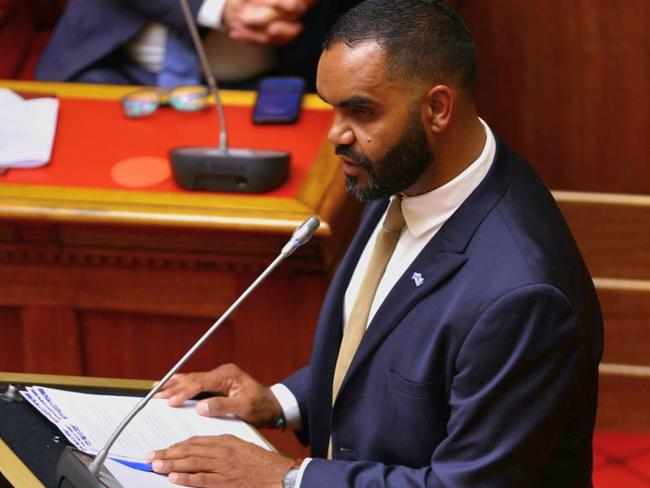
[107,0,203,32]
[35,0,203,82]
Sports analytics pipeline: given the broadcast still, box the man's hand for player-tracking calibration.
[242,0,316,23]
[154,363,283,428]
[147,435,294,487]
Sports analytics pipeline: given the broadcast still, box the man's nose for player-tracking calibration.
[327,115,355,147]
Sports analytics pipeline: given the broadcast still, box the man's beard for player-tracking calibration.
[336,114,434,201]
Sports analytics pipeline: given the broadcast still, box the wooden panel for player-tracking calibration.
[69,269,328,381]
[597,373,650,432]
[0,253,331,380]
[460,0,650,194]
[254,274,328,458]
[598,287,650,366]
[0,307,23,371]
[290,274,330,364]
[555,193,650,280]
[0,262,238,318]
[230,272,325,386]
[21,306,82,375]
[79,311,236,379]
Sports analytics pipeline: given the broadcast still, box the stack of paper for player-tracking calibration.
[0,89,59,170]
[21,386,272,486]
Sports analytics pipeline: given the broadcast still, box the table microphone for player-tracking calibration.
[55,216,320,488]
[170,0,290,193]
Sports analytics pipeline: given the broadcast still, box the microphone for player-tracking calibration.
[170,0,290,193]
[55,215,320,487]
[281,215,320,257]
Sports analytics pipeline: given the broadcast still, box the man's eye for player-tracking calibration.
[353,107,372,117]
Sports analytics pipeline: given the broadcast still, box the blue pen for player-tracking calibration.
[110,458,154,472]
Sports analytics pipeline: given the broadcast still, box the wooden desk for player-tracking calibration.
[0,82,361,394]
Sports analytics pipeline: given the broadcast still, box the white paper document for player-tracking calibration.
[21,386,272,487]
[0,88,59,169]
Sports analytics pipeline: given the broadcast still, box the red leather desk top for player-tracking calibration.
[1,96,334,198]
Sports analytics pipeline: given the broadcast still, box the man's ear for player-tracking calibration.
[425,85,454,134]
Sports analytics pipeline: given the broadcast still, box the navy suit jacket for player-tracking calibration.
[36,0,357,89]
[283,141,603,487]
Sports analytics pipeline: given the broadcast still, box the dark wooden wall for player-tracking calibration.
[460,0,650,194]
[455,0,650,434]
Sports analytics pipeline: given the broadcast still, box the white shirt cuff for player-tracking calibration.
[197,0,227,28]
[295,458,313,488]
[270,383,303,431]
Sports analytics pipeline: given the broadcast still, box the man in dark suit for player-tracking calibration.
[149,0,603,486]
[35,0,357,90]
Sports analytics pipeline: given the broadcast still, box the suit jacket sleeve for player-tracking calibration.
[300,284,586,487]
[282,366,311,445]
[110,0,204,31]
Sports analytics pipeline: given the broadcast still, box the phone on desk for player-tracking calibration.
[252,77,305,124]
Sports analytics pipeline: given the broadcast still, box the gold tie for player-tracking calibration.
[328,197,405,458]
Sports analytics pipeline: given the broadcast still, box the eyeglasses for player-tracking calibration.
[121,86,210,118]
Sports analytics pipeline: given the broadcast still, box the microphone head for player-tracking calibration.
[293,216,320,245]
[281,215,320,257]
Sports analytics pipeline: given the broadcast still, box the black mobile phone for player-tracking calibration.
[252,77,305,124]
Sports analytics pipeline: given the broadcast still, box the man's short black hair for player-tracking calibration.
[323,0,476,91]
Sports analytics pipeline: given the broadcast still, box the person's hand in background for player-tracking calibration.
[224,0,317,45]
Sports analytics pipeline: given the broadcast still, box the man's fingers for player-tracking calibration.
[167,384,204,407]
[228,24,272,45]
[229,20,303,46]
[153,380,204,406]
[196,396,243,417]
[266,20,304,44]
[238,5,282,26]
[153,373,185,394]
[154,368,237,404]
[149,435,237,462]
[260,0,315,18]
[153,454,223,474]
[167,472,223,487]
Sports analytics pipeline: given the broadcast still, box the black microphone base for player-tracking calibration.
[56,447,122,488]
[170,147,290,193]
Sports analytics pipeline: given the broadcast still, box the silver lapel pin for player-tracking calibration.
[411,272,424,287]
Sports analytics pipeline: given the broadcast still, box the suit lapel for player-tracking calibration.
[309,200,390,392]
[333,138,516,403]
[335,239,467,402]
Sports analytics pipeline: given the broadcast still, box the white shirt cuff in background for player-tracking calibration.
[270,383,303,431]
[197,0,227,28]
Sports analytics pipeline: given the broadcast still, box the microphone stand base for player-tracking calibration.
[56,447,122,488]
[170,146,290,193]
